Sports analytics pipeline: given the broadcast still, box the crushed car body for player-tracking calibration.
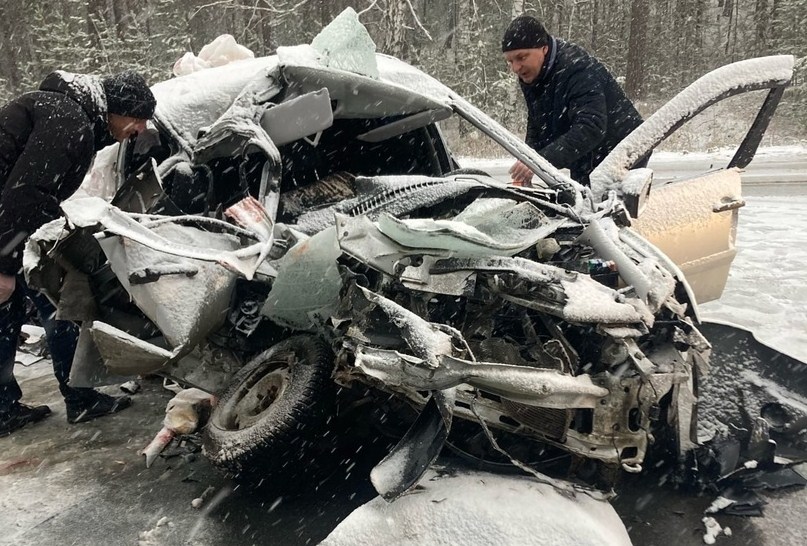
[24,8,799,501]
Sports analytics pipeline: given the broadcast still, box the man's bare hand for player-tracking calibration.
[0,274,15,305]
[509,161,534,187]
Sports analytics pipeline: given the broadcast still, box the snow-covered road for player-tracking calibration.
[700,194,807,362]
[464,145,807,188]
[651,146,807,186]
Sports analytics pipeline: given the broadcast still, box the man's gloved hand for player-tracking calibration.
[0,274,15,304]
[509,160,534,187]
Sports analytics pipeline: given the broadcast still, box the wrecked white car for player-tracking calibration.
[24,11,797,500]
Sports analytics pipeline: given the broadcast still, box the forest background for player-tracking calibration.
[1,0,804,154]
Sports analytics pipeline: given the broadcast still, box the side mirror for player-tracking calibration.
[260,88,334,146]
[620,168,654,219]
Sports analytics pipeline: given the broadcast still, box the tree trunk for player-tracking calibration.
[625,0,649,99]
[552,1,565,34]
[512,0,524,18]
[0,8,21,90]
[260,14,274,53]
[754,0,770,54]
[381,0,407,58]
[113,0,130,38]
[86,0,109,58]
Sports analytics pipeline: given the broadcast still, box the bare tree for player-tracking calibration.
[380,0,408,57]
[625,0,649,99]
[512,0,523,18]
[755,0,771,54]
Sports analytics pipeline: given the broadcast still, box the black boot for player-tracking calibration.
[65,389,131,424]
[0,402,52,436]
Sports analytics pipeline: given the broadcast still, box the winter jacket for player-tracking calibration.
[0,71,113,275]
[521,38,643,184]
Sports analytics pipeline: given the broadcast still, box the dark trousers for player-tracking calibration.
[0,276,79,412]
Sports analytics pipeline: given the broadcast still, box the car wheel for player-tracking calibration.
[203,334,336,483]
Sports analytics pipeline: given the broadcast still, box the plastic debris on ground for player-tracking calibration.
[120,380,141,394]
[701,516,729,545]
[694,409,807,518]
[140,388,216,467]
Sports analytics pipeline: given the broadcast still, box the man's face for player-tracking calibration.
[107,113,148,143]
[504,46,549,84]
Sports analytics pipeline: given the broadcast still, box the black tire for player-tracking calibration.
[203,334,336,482]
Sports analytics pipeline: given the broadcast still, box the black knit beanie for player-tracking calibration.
[502,16,550,52]
[103,70,156,119]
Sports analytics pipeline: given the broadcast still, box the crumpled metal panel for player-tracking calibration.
[348,286,609,409]
[89,321,175,375]
[100,224,242,349]
[261,227,343,330]
[376,211,566,257]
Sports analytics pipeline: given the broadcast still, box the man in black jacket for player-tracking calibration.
[0,70,156,436]
[502,16,644,186]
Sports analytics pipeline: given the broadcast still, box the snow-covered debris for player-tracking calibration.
[141,388,216,467]
[138,516,173,545]
[154,57,277,149]
[322,470,631,546]
[591,55,794,199]
[310,7,379,79]
[701,516,727,545]
[173,34,254,76]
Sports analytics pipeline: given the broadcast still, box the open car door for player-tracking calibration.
[590,55,794,305]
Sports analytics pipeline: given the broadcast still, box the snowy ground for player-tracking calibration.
[700,193,807,362]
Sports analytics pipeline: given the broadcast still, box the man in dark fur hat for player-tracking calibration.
[0,69,156,435]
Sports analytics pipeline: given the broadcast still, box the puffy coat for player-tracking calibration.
[521,37,643,184]
[0,72,113,275]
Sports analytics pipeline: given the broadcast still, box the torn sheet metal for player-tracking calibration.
[99,225,240,350]
[354,286,453,368]
[261,227,343,330]
[89,321,176,375]
[370,391,454,501]
[353,346,608,409]
[61,197,269,280]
